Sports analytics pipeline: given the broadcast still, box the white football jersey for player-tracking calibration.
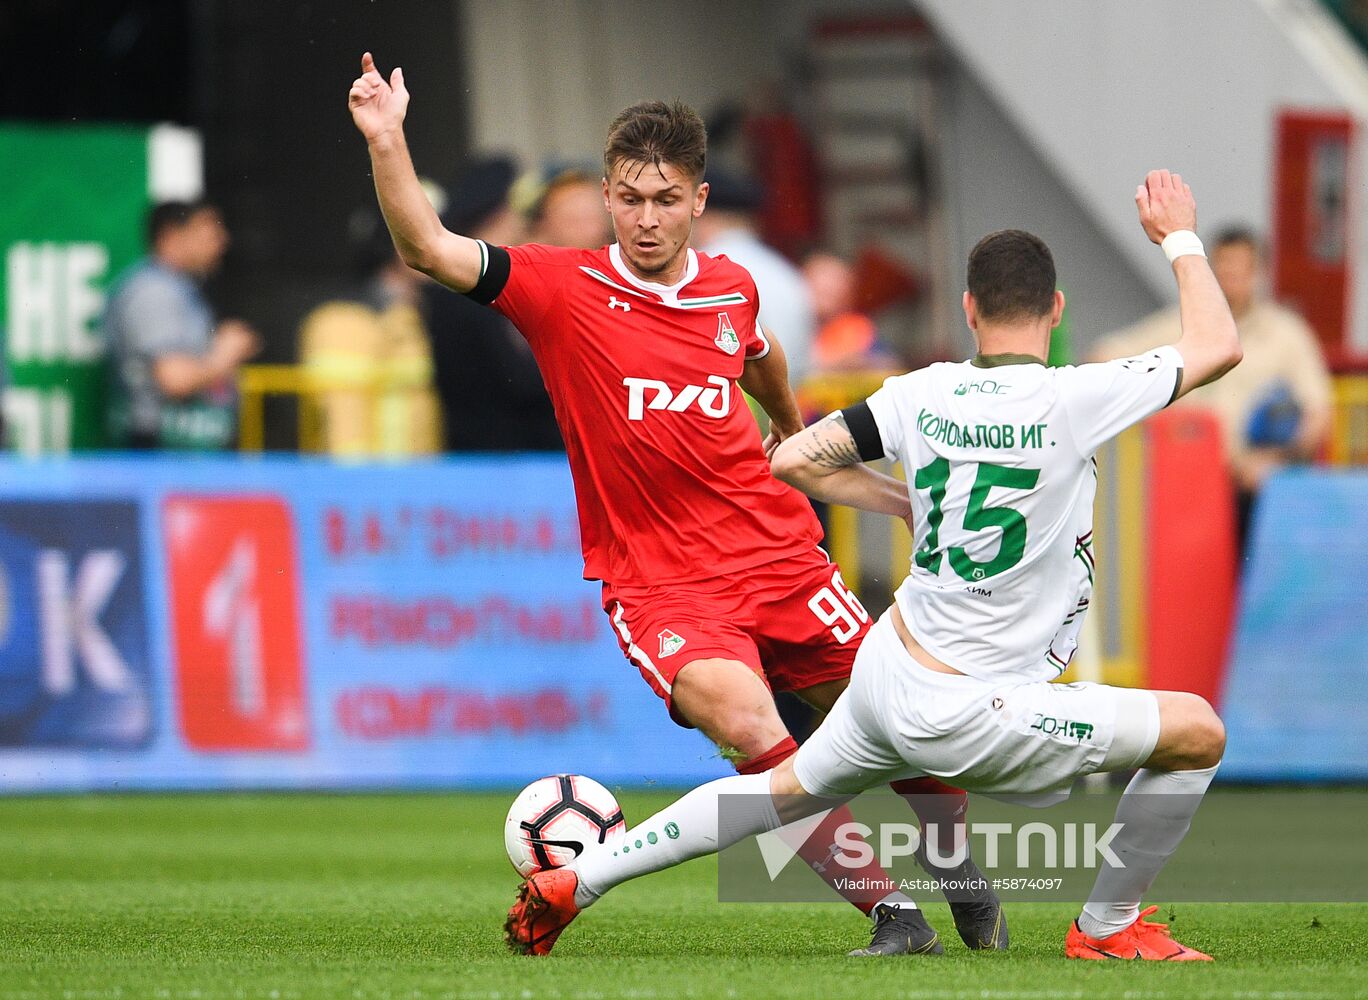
[864,347,1184,683]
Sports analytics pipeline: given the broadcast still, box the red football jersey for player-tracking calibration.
[481,241,822,585]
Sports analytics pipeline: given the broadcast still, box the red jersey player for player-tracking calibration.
[349,52,1004,956]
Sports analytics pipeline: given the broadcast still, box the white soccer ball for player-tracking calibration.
[504,774,626,877]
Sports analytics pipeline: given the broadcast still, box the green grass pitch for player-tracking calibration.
[2,791,1365,999]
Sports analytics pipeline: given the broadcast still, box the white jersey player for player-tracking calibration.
[795,322,1188,797]
[506,170,1239,962]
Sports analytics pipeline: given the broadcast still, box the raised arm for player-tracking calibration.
[1134,169,1241,398]
[771,411,912,521]
[348,52,484,292]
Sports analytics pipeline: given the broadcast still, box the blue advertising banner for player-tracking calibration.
[0,500,152,749]
[0,456,731,791]
[1221,470,1368,781]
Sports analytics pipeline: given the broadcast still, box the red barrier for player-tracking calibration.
[1142,408,1238,707]
[1272,110,1356,365]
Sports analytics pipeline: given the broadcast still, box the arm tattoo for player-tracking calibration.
[796,412,863,469]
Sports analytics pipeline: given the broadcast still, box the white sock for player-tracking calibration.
[1077,764,1219,939]
[874,891,918,911]
[570,772,780,908]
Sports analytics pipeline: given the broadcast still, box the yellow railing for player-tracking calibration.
[1086,425,1147,688]
[812,368,1368,588]
[238,362,1365,686]
[238,364,435,454]
[1329,375,1368,466]
[238,365,326,453]
[239,364,1365,636]
[822,469,914,603]
[797,370,897,422]
[244,365,1368,459]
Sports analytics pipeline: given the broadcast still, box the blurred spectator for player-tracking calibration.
[802,250,894,372]
[706,95,823,259]
[105,200,259,450]
[298,191,443,458]
[422,156,563,452]
[692,168,816,385]
[526,168,612,250]
[1094,226,1332,547]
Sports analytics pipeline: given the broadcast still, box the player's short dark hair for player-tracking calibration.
[147,200,217,247]
[967,229,1057,322]
[1211,225,1262,255]
[603,100,707,182]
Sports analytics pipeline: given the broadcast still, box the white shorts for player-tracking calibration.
[793,611,1161,802]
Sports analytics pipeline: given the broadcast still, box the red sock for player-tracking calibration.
[737,737,899,914]
[792,802,901,913]
[889,776,969,865]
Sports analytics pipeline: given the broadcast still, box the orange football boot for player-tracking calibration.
[1065,906,1213,961]
[504,868,582,956]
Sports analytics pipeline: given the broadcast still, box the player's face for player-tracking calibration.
[603,160,708,282]
[181,208,230,277]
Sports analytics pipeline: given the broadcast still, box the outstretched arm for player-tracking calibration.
[771,411,911,521]
[1134,169,1241,398]
[349,52,484,292]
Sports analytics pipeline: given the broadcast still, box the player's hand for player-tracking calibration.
[1135,169,1196,244]
[762,421,803,461]
[762,431,781,460]
[349,51,410,143]
[211,319,261,368]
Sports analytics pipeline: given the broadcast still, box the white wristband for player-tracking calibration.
[1161,230,1205,264]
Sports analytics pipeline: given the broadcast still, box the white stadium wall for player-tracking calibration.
[454,0,1166,356]
[915,0,1368,354]
[934,59,1164,353]
[457,0,784,170]
[454,0,1368,356]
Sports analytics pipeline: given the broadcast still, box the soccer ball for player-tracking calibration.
[504,774,626,877]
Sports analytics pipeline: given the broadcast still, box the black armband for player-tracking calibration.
[464,242,512,305]
[840,402,885,462]
[1166,366,1185,407]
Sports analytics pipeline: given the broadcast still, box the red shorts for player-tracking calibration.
[601,546,872,726]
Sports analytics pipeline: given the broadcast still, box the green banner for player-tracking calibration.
[1,124,151,452]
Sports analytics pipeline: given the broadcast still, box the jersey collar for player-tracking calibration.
[608,243,699,306]
[971,352,1046,368]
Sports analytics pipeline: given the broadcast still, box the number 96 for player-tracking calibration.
[807,569,870,643]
